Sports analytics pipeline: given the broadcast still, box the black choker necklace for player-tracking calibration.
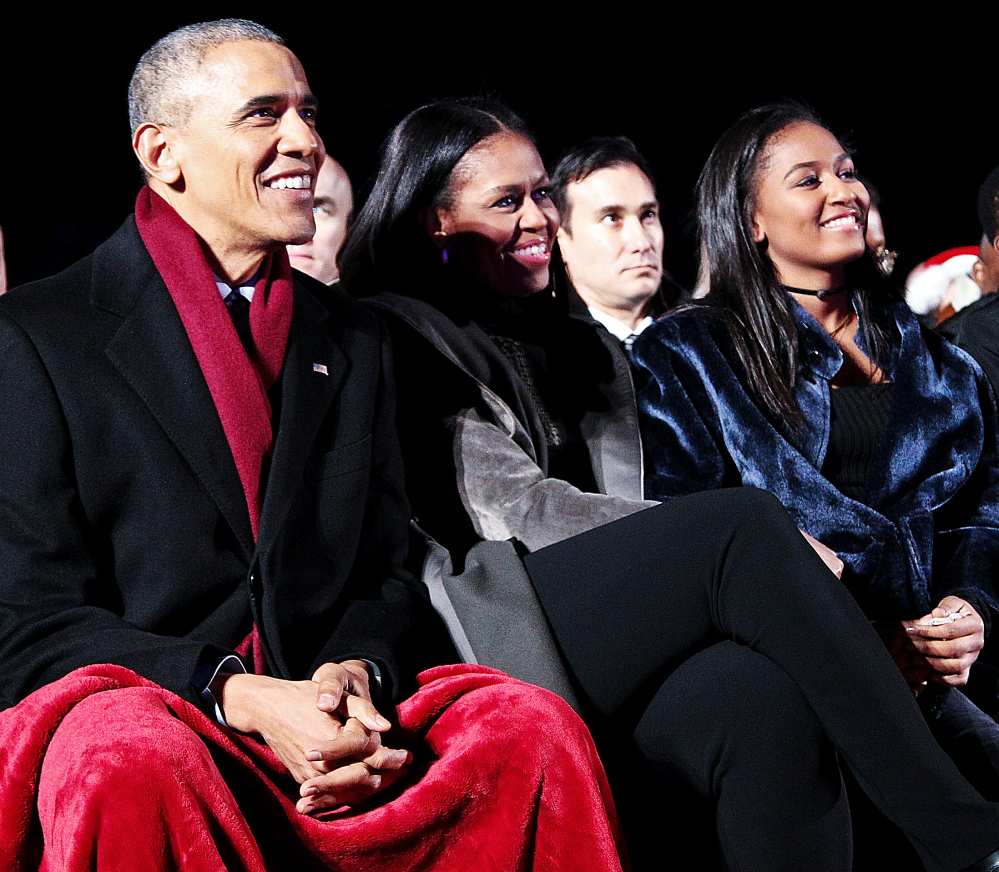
[784,285,849,300]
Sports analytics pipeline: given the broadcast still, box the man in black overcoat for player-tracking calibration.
[0,19,622,870]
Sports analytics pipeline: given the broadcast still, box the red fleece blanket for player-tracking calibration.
[0,664,623,871]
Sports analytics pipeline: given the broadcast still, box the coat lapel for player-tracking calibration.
[258,285,347,552]
[566,289,645,499]
[869,308,984,515]
[95,220,255,558]
[580,327,645,500]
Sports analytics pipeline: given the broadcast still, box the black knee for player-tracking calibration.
[633,641,837,798]
[717,486,797,539]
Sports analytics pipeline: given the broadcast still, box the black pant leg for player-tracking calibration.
[628,641,852,872]
[523,488,999,872]
[922,687,999,800]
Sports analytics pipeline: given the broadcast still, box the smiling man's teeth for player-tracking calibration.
[821,215,858,229]
[266,174,312,190]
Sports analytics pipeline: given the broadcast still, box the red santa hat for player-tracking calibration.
[904,246,981,316]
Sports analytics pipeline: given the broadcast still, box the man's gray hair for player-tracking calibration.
[128,19,284,134]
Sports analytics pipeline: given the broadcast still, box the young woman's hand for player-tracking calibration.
[902,596,985,687]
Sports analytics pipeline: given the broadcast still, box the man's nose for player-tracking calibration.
[278,110,322,158]
[623,216,654,252]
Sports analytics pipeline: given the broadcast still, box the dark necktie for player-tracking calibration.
[223,288,254,355]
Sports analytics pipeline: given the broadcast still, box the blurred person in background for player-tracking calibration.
[287,154,353,284]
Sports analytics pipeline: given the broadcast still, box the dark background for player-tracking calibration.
[2,13,994,290]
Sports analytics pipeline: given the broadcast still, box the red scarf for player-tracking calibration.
[134,187,293,541]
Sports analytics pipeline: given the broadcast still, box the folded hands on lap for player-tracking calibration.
[220,660,410,815]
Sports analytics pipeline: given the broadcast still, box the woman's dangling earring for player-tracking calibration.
[434,230,449,265]
[872,245,897,277]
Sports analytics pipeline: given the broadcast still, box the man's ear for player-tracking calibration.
[555,226,575,281]
[556,225,573,257]
[133,123,182,185]
[973,259,988,291]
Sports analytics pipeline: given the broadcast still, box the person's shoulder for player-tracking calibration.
[894,295,993,389]
[361,290,452,333]
[358,291,472,358]
[0,220,144,343]
[293,272,387,342]
[941,295,999,345]
[357,290,514,395]
[642,301,725,353]
[2,247,97,323]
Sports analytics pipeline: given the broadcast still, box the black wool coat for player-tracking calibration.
[0,218,436,711]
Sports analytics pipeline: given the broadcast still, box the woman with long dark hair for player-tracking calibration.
[634,103,999,799]
[341,98,999,872]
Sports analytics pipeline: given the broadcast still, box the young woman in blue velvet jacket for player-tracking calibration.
[633,103,999,795]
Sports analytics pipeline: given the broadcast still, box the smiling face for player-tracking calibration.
[159,39,324,279]
[287,154,353,283]
[434,132,559,297]
[751,121,869,290]
[557,163,663,324]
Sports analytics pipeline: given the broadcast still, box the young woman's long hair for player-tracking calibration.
[696,102,895,427]
[339,98,530,297]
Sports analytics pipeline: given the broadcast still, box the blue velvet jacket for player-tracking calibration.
[633,295,999,624]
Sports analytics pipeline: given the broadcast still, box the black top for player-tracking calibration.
[822,382,895,503]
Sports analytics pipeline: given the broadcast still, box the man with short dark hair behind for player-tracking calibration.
[535,138,676,516]
[0,20,622,870]
[552,137,674,352]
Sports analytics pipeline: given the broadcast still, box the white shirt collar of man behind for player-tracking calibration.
[587,306,654,343]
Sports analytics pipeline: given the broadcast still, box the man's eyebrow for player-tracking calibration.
[596,204,624,217]
[593,199,658,218]
[234,93,319,114]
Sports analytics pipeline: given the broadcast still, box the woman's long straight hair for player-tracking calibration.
[696,102,896,427]
[339,98,530,297]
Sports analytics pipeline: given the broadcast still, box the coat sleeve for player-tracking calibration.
[306,318,445,701]
[631,319,732,501]
[0,312,235,710]
[447,405,656,552]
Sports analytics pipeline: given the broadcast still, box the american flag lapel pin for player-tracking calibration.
[313,362,329,376]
